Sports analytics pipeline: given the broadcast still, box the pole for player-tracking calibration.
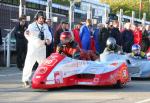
[87,4,92,20]
[119,9,123,30]
[19,0,22,17]
[6,33,10,68]
[142,12,146,26]
[131,11,135,25]
[46,0,52,19]
[69,0,74,30]
[19,0,26,17]
[148,0,150,17]
[104,7,108,24]
[139,0,142,19]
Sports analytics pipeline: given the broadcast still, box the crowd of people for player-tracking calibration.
[9,10,150,88]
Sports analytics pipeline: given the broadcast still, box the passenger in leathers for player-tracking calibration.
[130,44,146,59]
[14,15,28,70]
[22,11,52,88]
[103,37,123,54]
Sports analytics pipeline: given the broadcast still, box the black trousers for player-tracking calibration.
[46,43,54,58]
[16,39,27,70]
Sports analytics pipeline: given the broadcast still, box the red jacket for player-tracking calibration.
[72,28,82,48]
[133,29,142,45]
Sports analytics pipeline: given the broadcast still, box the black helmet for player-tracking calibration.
[106,37,116,50]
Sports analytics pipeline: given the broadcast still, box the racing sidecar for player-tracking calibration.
[32,53,129,89]
[100,53,150,78]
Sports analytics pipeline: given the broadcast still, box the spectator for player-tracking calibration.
[121,22,134,53]
[110,20,122,46]
[72,22,82,48]
[141,25,150,52]
[80,19,92,51]
[0,27,2,45]
[98,23,110,53]
[93,23,103,53]
[131,24,142,45]
[45,18,54,57]
[54,20,69,48]
[22,11,52,88]
[14,15,28,70]
[103,37,122,54]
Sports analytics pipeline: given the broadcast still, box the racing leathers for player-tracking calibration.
[56,41,99,61]
[56,41,80,59]
[22,22,52,83]
[103,44,123,54]
[130,51,146,59]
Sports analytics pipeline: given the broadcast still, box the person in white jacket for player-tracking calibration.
[22,11,52,88]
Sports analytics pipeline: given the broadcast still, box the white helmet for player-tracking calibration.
[132,44,141,51]
[106,37,116,50]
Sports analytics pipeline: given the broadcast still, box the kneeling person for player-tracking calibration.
[130,44,146,59]
[103,37,123,54]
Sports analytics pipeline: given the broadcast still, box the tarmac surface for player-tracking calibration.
[0,67,150,103]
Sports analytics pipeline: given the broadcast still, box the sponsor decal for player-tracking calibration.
[43,59,57,66]
[54,71,63,84]
[78,82,93,85]
[122,70,127,77]
[35,76,41,79]
[46,80,55,84]
[94,78,99,83]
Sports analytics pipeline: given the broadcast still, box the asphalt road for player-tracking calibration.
[0,67,150,103]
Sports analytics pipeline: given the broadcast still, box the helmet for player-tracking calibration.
[132,44,141,51]
[132,44,141,54]
[106,37,116,50]
[60,31,72,44]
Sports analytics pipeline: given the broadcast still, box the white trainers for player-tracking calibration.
[23,81,31,88]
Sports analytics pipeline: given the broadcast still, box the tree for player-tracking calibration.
[100,0,150,21]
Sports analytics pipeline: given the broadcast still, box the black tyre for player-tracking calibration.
[114,80,126,88]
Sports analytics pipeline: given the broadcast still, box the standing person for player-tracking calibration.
[80,19,92,51]
[131,24,142,45]
[121,22,134,53]
[14,15,28,70]
[45,18,54,57]
[54,20,68,48]
[98,23,110,53]
[22,11,52,88]
[0,27,2,45]
[110,20,122,46]
[72,22,82,48]
[141,25,150,52]
[93,23,103,53]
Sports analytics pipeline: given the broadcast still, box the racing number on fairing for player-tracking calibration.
[122,69,127,78]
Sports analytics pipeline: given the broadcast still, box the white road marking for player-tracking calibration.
[135,98,150,103]
[0,73,22,77]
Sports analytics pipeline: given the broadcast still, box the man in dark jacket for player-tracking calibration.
[121,22,134,53]
[14,15,28,70]
[98,25,110,54]
[110,20,122,46]
[46,18,54,57]
[54,20,69,49]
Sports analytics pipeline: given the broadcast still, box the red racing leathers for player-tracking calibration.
[56,41,98,60]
